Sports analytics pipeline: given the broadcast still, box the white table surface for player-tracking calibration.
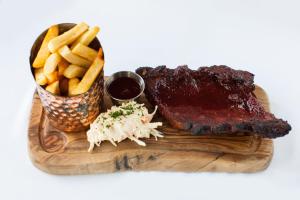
[0,0,299,199]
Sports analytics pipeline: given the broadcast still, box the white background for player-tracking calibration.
[0,0,299,199]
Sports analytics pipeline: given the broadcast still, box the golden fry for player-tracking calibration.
[45,80,60,95]
[58,58,69,76]
[32,25,59,68]
[71,26,100,49]
[72,43,97,61]
[44,53,61,74]
[48,22,89,53]
[58,45,91,67]
[98,48,104,59]
[34,68,48,85]
[73,50,104,95]
[63,64,86,79]
[45,71,58,84]
[68,78,80,96]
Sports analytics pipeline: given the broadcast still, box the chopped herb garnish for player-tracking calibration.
[121,104,134,111]
[109,110,124,118]
[126,110,134,115]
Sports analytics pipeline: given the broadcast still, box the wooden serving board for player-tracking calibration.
[28,85,273,175]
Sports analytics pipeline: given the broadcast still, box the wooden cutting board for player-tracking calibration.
[28,85,273,175]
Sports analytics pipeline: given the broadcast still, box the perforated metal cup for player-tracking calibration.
[29,23,104,132]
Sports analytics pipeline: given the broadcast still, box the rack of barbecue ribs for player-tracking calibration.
[136,65,291,138]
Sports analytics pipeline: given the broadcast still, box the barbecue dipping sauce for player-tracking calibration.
[108,77,141,99]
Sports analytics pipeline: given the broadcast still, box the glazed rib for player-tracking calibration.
[136,65,291,138]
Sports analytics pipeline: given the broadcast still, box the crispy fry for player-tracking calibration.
[58,45,91,67]
[63,64,86,78]
[32,25,59,68]
[45,71,58,84]
[71,26,100,49]
[34,68,48,85]
[45,80,60,95]
[73,50,104,95]
[44,53,61,74]
[58,58,69,76]
[48,22,89,53]
[72,43,97,61]
[98,48,104,59]
[68,78,80,96]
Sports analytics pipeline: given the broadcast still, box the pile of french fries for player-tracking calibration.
[32,22,104,96]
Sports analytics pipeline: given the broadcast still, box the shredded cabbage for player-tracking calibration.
[87,101,163,152]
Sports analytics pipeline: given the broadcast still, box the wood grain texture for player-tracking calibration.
[28,84,273,175]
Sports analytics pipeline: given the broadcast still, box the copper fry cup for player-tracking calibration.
[29,23,104,132]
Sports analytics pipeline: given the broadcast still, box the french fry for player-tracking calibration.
[72,43,97,61]
[59,77,69,96]
[63,64,86,78]
[98,48,104,59]
[58,58,69,76]
[68,78,80,96]
[73,50,104,95]
[71,26,100,49]
[34,68,48,85]
[32,25,59,68]
[45,80,60,95]
[48,22,89,53]
[45,71,58,84]
[58,45,91,67]
[44,53,61,74]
